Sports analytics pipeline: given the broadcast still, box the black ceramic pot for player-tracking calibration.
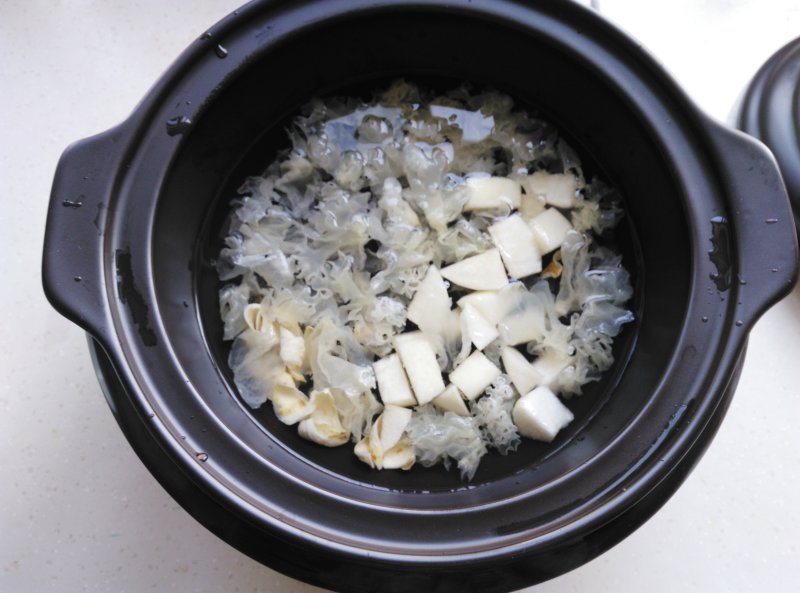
[42,1,798,592]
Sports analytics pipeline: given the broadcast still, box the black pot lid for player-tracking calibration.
[738,37,800,237]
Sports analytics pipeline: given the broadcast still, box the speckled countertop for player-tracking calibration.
[2,2,799,592]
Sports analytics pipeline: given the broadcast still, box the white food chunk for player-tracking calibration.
[279,325,306,370]
[521,171,578,208]
[432,384,470,416]
[462,176,521,211]
[297,389,349,447]
[512,386,574,442]
[373,354,416,407]
[456,282,525,326]
[528,208,573,254]
[407,265,453,337]
[500,346,539,395]
[530,350,573,390]
[376,404,413,451]
[460,303,499,350]
[394,332,446,405]
[440,249,508,291]
[488,214,543,279]
[457,291,502,325]
[519,192,546,220]
[449,351,502,401]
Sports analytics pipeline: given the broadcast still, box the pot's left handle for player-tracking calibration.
[42,125,129,339]
[705,120,799,326]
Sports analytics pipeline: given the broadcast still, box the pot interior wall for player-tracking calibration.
[154,10,689,490]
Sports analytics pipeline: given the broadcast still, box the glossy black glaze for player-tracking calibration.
[42,1,798,591]
[738,36,800,239]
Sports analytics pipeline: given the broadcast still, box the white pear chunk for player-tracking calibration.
[528,208,573,254]
[530,350,573,390]
[500,346,539,395]
[462,176,521,211]
[373,353,417,407]
[394,332,446,405]
[488,214,543,279]
[440,249,508,291]
[432,384,470,416]
[521,171,578,208]
[297,389,349,447]
[460,303,499,350]
[407,265,459,343]
[457,291,501,324]
[270,384,314,425]
[376,404,413,451]
[279,325,306,370]
[512,386,574,442]
[456,282,525,326]
[519,192,546,221]
[448,351,502,401]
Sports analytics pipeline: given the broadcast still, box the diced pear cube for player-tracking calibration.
[441,249,508,291]
[488,214,543,279]
[512,386,574,442]
[461,303,499,350]
[519,192,546,220]
[521,171,578,208]
[448,351,502,401]
[528,208,573,254]
[456,282,525,326]
[530,350,573,390]
[502,347,573,394]
[432,384,470,416]
[457,291,501,324]
[407,265,453,338]
[373,354,417,407]
[394,332,446,405]
[462,176,521,211]
[377,404,413,451]
[500,346,539,395]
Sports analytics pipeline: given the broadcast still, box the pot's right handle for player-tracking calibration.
[42,124,129,341]
[705,120,799,324]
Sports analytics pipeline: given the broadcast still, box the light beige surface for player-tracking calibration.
[1,1,799,592]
